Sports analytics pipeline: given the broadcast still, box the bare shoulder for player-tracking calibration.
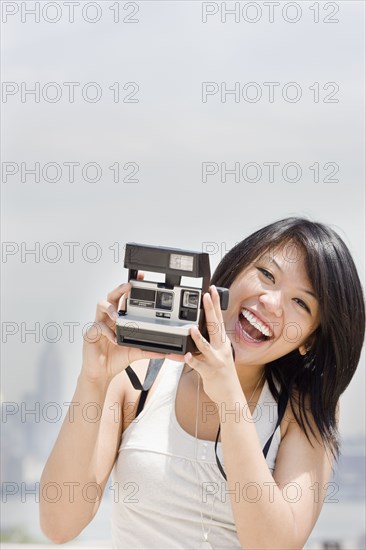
[107,359,151,424]
[102,359,150,409]
[279,388,328,441]
[278,388,331,453]
[94,359,151,486]
[119,358,171,431]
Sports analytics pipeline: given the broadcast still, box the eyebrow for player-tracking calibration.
[263,257,318,299]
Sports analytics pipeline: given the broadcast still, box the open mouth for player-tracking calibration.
[238,308,273,343]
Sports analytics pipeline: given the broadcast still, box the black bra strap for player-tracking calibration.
[215,390,289,481]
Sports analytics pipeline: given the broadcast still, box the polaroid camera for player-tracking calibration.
[115,243,229,355]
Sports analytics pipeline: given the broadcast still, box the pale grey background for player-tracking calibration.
[1,0,365,546]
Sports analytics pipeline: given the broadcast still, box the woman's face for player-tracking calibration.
[222,243,320,368]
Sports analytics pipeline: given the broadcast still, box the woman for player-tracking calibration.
[40,217,365,549]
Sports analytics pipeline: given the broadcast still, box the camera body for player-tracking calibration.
[116,243,229,355]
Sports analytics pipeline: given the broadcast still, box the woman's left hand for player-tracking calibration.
[183,285,240,403]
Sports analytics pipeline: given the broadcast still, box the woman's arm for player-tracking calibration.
[39,371,125,544]
[218,390,334,549]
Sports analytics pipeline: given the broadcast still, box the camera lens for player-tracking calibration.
[156,291,174,311]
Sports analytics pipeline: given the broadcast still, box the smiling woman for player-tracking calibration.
[210,218,365,459]
[39,217,365,550]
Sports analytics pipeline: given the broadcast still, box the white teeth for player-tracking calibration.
[241,309,272,337]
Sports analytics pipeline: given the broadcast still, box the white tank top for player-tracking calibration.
[111,360,282,549]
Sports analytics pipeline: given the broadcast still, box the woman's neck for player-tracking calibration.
[235,363,266,400]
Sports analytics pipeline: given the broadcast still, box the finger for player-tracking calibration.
[95,299,119,323]
[203,291,218,322]
[202,292,224,348]
[209,285,224,324]
[118,292,128,314]
[106,282,132,307]
[84,321,117,346]
[190,325,213,356]
[184,351,203,373]
[118,273,144,311]
[107,274,145,313]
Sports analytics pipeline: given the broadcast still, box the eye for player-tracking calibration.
[257,267,275,283]
[293,298,311,314]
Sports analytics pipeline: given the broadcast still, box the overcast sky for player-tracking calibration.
[1,1,365,442]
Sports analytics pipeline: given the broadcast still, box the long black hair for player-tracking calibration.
[210,217,365,459]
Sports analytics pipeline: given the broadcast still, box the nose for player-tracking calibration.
[259,291,283,317]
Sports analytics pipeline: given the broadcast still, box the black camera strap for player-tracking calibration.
[214,388,289,481]
[125,359,165,417]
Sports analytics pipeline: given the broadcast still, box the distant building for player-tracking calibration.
[1,344,64,489]
[332,439,366,502]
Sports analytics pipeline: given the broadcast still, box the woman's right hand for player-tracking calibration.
[81,275,165,384]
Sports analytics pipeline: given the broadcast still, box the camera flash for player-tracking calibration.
[169,254,194,272]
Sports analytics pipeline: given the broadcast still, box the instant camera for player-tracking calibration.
[116,243,229,355]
